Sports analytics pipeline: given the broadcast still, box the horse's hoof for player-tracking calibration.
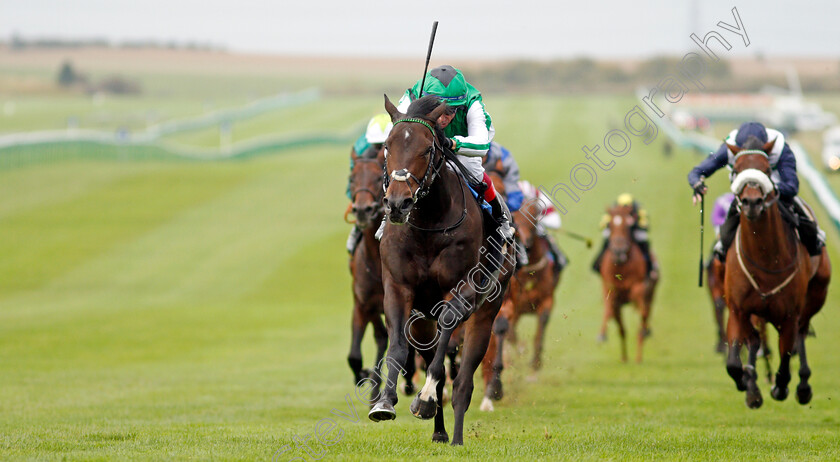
[796,384,813,405]
[368,401,396,422]
[727,365,746,391]
[770,385,789,401]
[403,381,416,396]
[410,393,437,420]
[642,327,652,338]
[479,396,494,412]
[715,341,726,354]
[432,431,449,443]
[489,378,503,401]
[746,390,763,409]
[597,333,607,343]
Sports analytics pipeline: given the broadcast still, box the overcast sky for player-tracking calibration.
[3,0,840,59]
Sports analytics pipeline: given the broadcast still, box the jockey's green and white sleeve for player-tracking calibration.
[396,93,494,158]
[456,101,494,157]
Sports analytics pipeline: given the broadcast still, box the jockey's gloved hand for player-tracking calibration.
[447,138,457,151]
[691,178,707,206]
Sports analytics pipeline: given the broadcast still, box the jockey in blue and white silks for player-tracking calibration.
[482,142,524,212]
[687,122,824,260]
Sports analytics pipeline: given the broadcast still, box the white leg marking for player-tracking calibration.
[419,374,439,402]
[479,396,494,412]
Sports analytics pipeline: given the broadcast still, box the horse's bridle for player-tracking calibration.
[383,118,445,203]
[382,117,468,234]
[350,158,384,208]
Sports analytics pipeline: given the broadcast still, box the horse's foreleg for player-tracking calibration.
[451,313,495,446]
[598,289,613,343]
[771,319,796,402]
[402,343,417,396]
[613,301,627,363]
[369,284,412,422]
[410,318,456,421]
[635,295,651,364]
[743,321,763,409]
[347,301,368,384]
[725,310,746,391]
[713,297,727,353]
[479,332,496,411]
[795,328,813,405]
[369,312,388,404]
[532,298,552,370]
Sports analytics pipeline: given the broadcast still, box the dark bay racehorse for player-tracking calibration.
[367,95,515,446]
[598,204,658,363]
[346,148,416,402]
[724,137,831,408]
[480,195,562,411]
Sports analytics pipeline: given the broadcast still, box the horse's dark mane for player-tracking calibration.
[407,96,443,119]
[406,96,449,148]
[741,135,765,151]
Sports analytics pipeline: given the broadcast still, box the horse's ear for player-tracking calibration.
[384,94,403,122]
[727,143,741,154]
[763,137,777,153]
[427,102,448,123]
[350,148,359,161]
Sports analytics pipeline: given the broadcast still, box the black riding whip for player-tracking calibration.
[418,21,439,97]
[698,188,705,288]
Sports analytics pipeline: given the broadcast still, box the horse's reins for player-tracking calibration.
[385,117,468,234]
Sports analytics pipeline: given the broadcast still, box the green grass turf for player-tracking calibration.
[1,95,840,461]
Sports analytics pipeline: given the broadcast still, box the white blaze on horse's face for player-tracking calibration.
[404,130,410,141]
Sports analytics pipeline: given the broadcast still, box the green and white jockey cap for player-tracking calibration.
[365,113,393,144]
[411,65,469,106]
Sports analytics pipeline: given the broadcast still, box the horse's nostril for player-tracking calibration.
[364,204,375,213]
[399,197,413,211]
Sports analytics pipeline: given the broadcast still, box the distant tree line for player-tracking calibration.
[6,34,224,52]
[56,60,142,95]
[463,57,840,93]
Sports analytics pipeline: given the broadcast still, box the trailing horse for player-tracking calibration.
[346,148,416,402]
[598,204,658,363]
[367,95,515,446]
[480,195,563,412]
[723,137,831,408]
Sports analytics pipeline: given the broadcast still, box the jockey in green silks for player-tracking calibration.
[381,64,513,243]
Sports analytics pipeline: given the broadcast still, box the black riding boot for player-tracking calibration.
[785,199,824,256]
[489,195,514,242]
[592,238,609,273]
[543,232,568,273]
[717,200,741,262]
[637,239,654,277]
